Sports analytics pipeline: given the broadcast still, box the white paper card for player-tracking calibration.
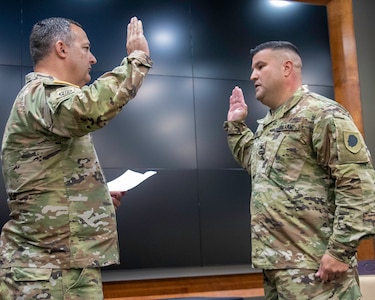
[107,169,157,192]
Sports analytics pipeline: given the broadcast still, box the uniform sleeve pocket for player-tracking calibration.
[12,267,52,282]
[334,115,369,163]
[47,85,81,114]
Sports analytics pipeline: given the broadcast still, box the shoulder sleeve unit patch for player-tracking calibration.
[333,117,369,163]
[344,131,362,154]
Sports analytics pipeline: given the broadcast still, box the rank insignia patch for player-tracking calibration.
[344,131,361,153]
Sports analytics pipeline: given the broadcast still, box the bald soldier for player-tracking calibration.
[224,41,375,299]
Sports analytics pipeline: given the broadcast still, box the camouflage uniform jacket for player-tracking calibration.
[224,85,375,270]
[0,50,152,269]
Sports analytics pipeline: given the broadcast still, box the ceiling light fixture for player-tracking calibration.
[269,0,291,7]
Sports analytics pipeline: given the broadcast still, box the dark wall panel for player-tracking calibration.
[0,0,333,273]
[104,169,202,270]
[308,85,335,100]
[190,0,332,85]
[22,0,131,68]
[199,169,251,266]
[193,78,268,169]
[0,1,22,66]
[0,66,23,131]
[0,65,23,228]
[22,0,193,76]
[93,75,197,169]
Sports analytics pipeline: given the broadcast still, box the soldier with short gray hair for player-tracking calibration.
[0,16,152,299]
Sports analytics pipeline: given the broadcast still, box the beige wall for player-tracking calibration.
[353,0,375,161]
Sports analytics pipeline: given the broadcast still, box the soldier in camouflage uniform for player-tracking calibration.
[0,16,152,299]
[224,41,375,299]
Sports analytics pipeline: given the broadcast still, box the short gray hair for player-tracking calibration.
[29,17,83,65]
[250,41,301,58]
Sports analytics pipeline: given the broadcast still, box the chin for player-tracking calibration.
[255,94,263,102]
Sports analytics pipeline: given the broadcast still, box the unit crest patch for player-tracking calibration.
[344,131,361,154]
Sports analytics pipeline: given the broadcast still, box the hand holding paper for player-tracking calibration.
[107,169,157,192]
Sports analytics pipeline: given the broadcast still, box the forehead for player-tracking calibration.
[252,48,279,66]
[252,48,276,61]
[71,24,89,43]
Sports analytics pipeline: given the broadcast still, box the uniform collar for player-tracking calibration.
[25,72,54,84]
[260,85,309,126]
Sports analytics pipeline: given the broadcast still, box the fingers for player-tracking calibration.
[230,86,244,104]
[126,16,150,55]
[229,86,246,110]
[137,19,144,36]
[230,86,247,112]
[110,191,126,200]
[127,17,143,37]
[315,267,332,282]
[227,86,248,122]
[110,191,126,209]
[316,253,349,283]
[315,269,344,283]
[112,196,121,209]
[127,17,136,39]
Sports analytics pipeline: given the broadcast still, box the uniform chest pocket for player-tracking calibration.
[269,129,308,184]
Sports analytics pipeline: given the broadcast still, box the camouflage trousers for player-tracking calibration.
[263,267,361,300]
[0,267,103,300]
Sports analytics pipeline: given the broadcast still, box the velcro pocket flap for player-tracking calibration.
[12,267,52,282]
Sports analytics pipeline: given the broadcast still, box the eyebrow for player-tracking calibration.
[82,41,91,47]
[252,60,266,70]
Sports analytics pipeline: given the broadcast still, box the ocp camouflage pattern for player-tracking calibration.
[0,51,152,269]
[224,85,375,270]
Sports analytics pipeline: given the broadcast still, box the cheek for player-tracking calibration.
[263,71,278,84]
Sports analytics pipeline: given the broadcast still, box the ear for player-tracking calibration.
[55,40,68,58]
[283,60,293,77]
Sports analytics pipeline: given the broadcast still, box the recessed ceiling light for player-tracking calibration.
[269,0,291,7]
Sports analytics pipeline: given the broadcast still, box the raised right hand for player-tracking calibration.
[227,86,248,122]
[126,16,150,56]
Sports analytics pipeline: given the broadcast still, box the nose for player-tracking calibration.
[90,51,97,65]
[250,69,257,81]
